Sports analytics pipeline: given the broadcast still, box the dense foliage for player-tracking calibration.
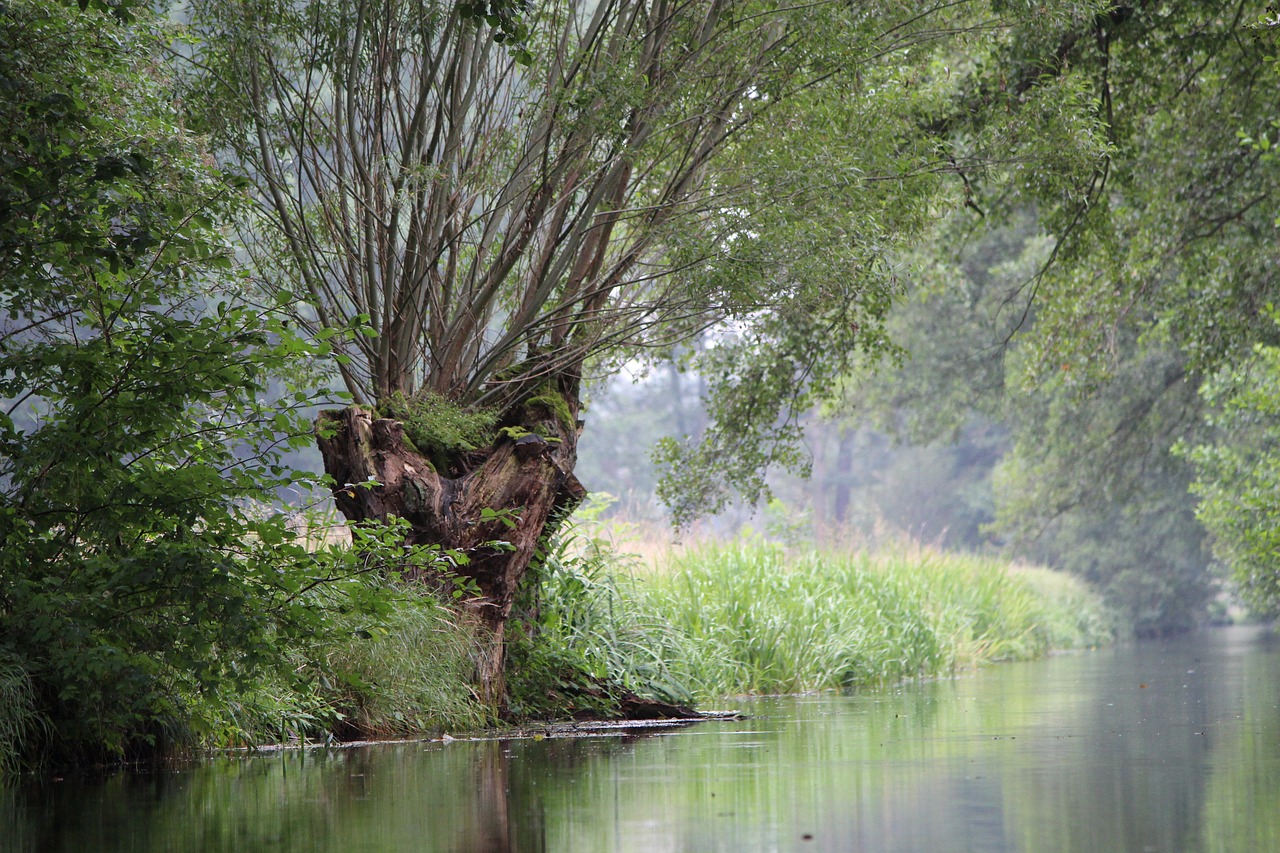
[983,2,1277,627]
[1184,321,1280,613]
[0,0,356,767]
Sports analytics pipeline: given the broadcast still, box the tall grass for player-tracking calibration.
[321,595,494,737]
[168,520,500,755]
[661,542,1116,697]
[179,592,493,751]
[0,652,42,775]
[531,537,1116,705]
[505,531,705,717]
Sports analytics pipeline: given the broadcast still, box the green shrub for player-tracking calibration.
[0,0,365,770]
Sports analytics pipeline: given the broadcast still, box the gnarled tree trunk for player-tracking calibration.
[315,377,585,709]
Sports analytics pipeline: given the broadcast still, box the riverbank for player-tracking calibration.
[504,538,1116,716]
[300,533,1116,736]
[0,533,1116,773]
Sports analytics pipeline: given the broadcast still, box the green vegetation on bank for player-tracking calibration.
[512,539,1115,711]
[0,522,1114,774]
[652,546,1114,696]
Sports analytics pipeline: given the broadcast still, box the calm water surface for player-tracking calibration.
[5,626,1280,852]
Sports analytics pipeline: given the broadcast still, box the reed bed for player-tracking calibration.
[534,539,1116,704]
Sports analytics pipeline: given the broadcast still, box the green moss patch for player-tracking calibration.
[380,391,498,471]
[524,389,574,430]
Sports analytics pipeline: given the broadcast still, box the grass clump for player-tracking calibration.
[322,594,493,738]
[500,518,1114,717]
[0,652,42,776]
[164,590,492,752]
[505,530,701,720]
[164,522,495,755]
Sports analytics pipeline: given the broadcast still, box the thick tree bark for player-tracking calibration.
[315,377,586,709]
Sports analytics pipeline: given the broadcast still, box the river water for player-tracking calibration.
[4,626,1279,852]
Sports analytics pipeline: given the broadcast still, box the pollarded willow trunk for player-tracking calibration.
[314,377,586,709]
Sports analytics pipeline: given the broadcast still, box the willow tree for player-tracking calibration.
[186,0,1102,703]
